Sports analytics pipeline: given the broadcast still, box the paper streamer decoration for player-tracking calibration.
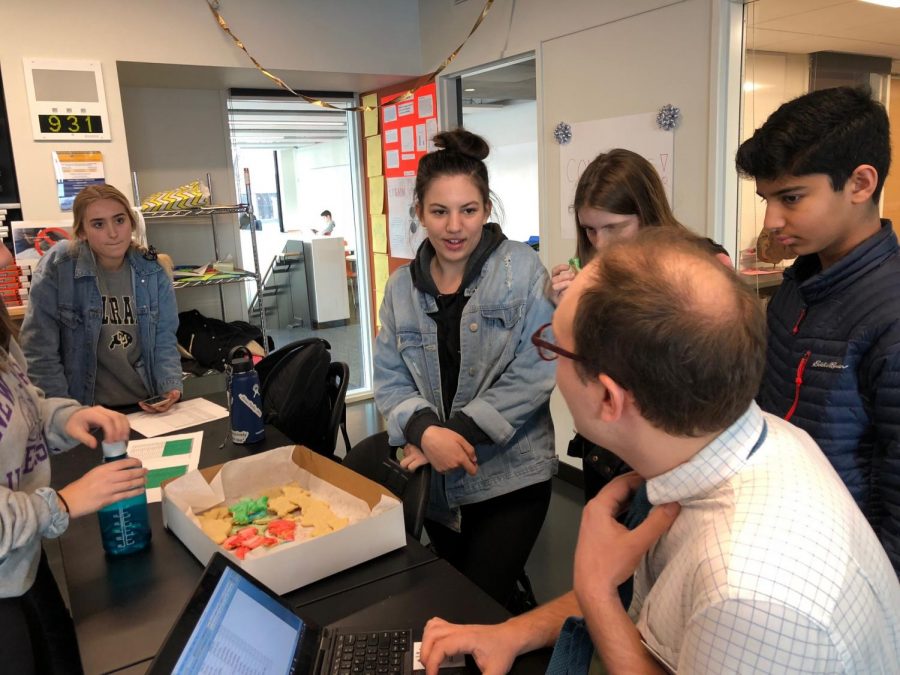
[205,0,495,113]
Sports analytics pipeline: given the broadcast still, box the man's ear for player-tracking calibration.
[847,164,879,204]
[596,373,628,423]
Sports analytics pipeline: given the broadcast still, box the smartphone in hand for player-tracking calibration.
[141,394,169,409]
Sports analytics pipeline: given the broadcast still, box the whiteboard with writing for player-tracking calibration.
[559,113,674,239]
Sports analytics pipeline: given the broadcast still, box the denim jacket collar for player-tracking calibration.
[416,264,487,313]
[73,241,159,279]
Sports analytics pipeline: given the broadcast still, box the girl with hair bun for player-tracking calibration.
[374,128,557,610]
[21,184,182,412]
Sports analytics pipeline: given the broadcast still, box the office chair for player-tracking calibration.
[257,339,348,460]
[325,361,352,458]
[342,431,431,540]
[344,247,358,308]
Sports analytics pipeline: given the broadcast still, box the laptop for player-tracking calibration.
[147,552,415,675]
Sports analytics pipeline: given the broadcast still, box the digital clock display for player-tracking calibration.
[38,114,104,135]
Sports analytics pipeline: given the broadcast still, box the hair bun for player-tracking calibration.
[433,128,489,161]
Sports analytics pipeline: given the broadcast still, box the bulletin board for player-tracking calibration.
[359,78,437,331]
[381,83,437,179]
[381,82,437,260]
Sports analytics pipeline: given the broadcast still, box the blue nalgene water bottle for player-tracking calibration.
[227,345,266,444]
[97,440,152,555]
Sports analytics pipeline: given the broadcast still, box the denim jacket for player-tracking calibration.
[20,240,183,405]
[374,240,557,524]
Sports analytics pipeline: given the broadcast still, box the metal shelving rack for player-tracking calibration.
[132,172,267,352]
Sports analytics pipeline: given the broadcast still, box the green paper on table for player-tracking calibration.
[162,439,193,456]
[146,465,189,489]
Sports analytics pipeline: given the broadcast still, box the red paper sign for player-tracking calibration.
[380,82,438,179]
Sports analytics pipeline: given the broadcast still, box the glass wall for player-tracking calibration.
[227,93,373,396]
[737,1,899,289]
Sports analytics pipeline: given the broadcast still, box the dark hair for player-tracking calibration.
[414,129,491,210]
[320,210,332,218]
[573,149,685,265]
[574,227,765,437]
[736,86,891,203]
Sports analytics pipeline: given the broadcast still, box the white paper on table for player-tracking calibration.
[128,431,203,503]
[127,398,228,438]
[413,642,464,672]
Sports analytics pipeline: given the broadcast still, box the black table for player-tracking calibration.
[50,396,549,674]
[103,559,552,675]
[297,558,553,674]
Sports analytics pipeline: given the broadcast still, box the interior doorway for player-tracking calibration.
[446,55,538,245]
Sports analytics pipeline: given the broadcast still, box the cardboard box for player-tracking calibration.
[162,445,406,595]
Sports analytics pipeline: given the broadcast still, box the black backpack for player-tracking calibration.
[177,309,267,371]
[255,338,350,458]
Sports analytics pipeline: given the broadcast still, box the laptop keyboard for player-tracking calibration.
[328,630,412,675]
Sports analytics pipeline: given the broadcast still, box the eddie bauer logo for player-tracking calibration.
[811,359,849,370]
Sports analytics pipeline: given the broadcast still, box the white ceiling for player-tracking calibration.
[746,0,900,63]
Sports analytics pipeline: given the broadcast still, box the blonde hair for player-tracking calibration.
[72,184,174,279]
[72,184,137,240]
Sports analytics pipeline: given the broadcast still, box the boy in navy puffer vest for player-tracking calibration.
[737,86,899,576]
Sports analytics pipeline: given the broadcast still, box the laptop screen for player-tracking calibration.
[172,565,304,675]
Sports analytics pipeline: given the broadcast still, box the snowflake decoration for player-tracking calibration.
[554,122,572,145]
[656,104,681,131]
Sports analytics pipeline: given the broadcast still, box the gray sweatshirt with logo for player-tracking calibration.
[0,339,83,597]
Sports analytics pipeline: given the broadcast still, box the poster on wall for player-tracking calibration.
[381,82,437,259]
[53,150,105,211]
[558,114,673,239]
[11,220,73,264]
[386,176,426,260]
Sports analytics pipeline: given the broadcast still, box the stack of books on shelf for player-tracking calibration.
[0,263,31,308]
[0,208,29,307]
[172,263,251,283]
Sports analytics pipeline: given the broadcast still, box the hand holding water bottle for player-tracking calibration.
[95,439,152,555]
[57,458,147,519]
[57,407,146,519]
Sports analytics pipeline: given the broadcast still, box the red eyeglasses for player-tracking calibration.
[531,322,583,362]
